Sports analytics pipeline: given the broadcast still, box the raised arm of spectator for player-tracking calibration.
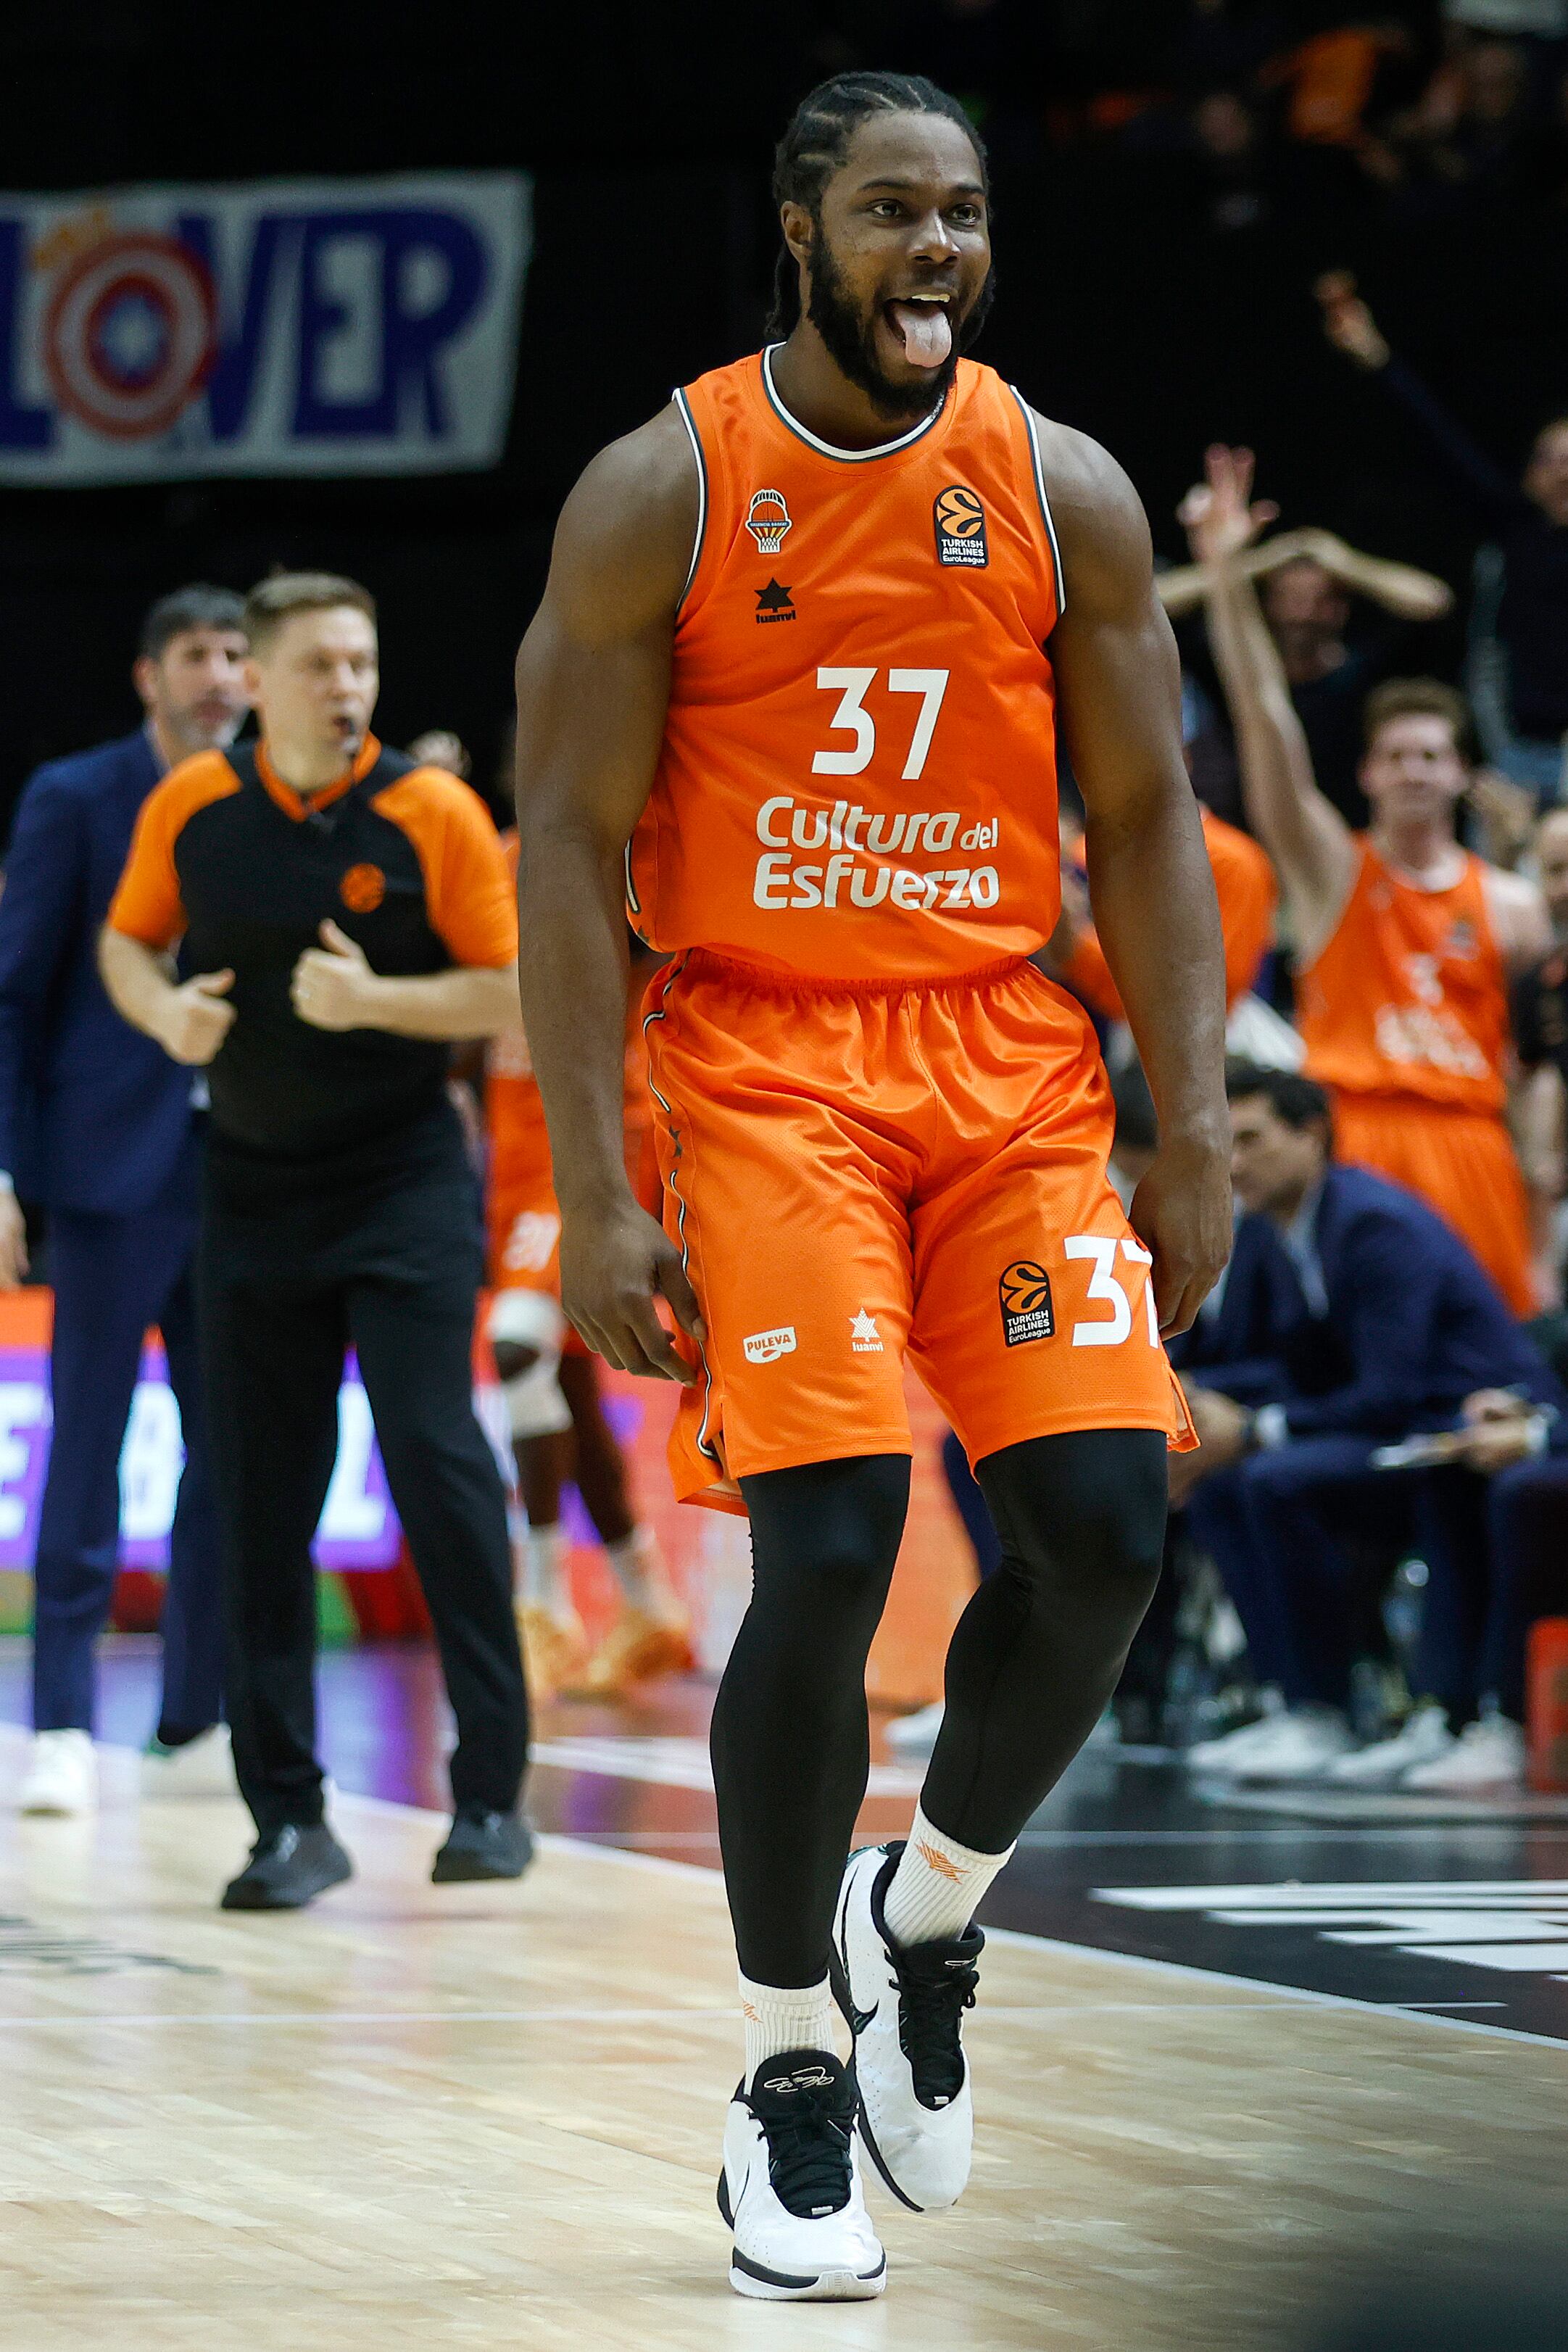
[1183,447,1357,965]
[1157,526,1451,624]
[1287,529,1453,623]
[1316,273,1520,529]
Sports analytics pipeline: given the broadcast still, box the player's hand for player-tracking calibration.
[291,921,384,1031]
[1314,271,1390,370]
[0,1190,28,1288]
[1177,446,1278,569]
[559,1196,705,1382]
[156,969,236,1065]
[1128,1130,1232,1339]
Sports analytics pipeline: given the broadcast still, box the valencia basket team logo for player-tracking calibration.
[999,1259,1055,1346]
[934,484,989,568]
[745,488,793,555]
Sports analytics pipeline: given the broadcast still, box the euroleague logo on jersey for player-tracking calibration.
[934,484,989,568]
[999,1259,1055,1346]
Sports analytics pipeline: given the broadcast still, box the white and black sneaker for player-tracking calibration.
[718,2049,887,2301]
[831,1841,981,2211]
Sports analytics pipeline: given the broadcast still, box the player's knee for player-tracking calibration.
[742,1453,910,1615]
[979,1428,1167,1612]
[487,1291,573,1440]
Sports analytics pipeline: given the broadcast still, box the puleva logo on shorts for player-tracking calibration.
[999,1261,1055,1346]
[743,1325,797,1365]
[934,484,988,568]
[745,488,793,555]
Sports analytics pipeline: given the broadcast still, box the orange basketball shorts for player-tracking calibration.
[644,951,1194,1515]
[1330,1090,1534,1315]
[487,1108,599,1359]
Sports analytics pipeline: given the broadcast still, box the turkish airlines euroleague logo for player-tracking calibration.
[934,484,989,568]
[999,1259,1055,1346]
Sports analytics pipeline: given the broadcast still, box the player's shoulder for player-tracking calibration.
[1013,402,1150,599]
[564,402,699,553]
[1482,858,1546,917]
[545,400,700,630]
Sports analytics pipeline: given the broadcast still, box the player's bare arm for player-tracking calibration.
[1185,444,1356,964]
[1483,864,1552,977]
[1040,416,1231,1335]
[513,406,704,1382]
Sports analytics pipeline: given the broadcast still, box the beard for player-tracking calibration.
[805,227,995,423]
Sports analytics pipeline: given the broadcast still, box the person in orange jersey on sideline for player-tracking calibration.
[486,835,691,1698]
[1187,444,1552,1314]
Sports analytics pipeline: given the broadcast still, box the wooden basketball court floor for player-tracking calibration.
[3,1710,1567,2351]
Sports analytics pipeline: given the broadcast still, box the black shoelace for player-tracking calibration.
[756,2088,855,2218]
[895,1953,979,2108]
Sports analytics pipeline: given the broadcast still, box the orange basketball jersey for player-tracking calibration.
[626,350,1064,980]
[1061,806,1277,1020]
[1298,841,1509,1111]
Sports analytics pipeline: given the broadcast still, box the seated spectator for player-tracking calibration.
[1331,1386,1568,1790]
[1173,1063,1564,1783]
[1318,273,1568,798]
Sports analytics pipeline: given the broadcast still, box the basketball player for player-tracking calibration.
[486,856,692,1697]
[1187,445,1551,1313]
[514,75,1229,2301]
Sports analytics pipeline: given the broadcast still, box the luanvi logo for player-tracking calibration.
[999,1260,1055,1346]
[934,484,988,567]
[743,1325,797,1365]
[754,578,795,624]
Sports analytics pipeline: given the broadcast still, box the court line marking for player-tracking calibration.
[0,2000,1374,2032]
[5,1742,1564,2053]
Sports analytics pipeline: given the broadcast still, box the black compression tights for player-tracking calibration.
[715,1430,1168,1987]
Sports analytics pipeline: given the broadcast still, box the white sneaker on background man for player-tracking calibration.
[1184,1688,1286,1774]
[1325,1702,1455,1786]
[19,1728,98,1816]
[1227,1705,1355,1783]
[1403,1710,1527,1792]
[884,1702,945,1757]
[141,1723,233,1797]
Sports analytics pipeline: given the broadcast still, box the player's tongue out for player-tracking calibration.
[887,299,953,369]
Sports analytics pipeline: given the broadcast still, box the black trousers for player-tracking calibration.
[199,1104,528,1837]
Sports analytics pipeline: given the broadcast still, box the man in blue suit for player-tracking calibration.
[1174,1061,1563,1784]
[0,586,248,1814]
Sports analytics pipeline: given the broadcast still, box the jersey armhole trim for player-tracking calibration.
[672,387,708,613]
[1010,387,1066,621]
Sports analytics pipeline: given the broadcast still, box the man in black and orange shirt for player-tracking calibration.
[101,571,530,1909]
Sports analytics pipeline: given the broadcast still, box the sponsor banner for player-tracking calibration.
[0,173,530,484]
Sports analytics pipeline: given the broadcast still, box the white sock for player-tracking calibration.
[521,1523,570,1612]
[738,1969,837,2080]
[603,1525,659,1610]
[882,1805,1015,1950]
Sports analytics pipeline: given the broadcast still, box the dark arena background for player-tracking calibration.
[4,4,1568,2346]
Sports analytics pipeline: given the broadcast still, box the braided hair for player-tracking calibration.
[766,73,988,342]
